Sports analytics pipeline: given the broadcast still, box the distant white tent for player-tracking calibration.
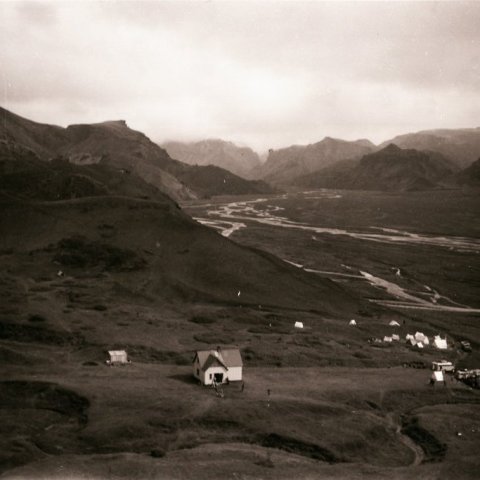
[392,334,400,341]
[434,335,448,350]
[431,371,445,383]
[383,336,393,343]
[406,334,414,341]
[294,321,304,329]
[389,320,400,327]
[417,342,424,349]
[423,337,430,346]
[349,319,357,326]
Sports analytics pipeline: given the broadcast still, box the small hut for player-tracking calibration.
[107,350,129,366]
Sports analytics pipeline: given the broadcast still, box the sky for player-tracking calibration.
[1,1,479,152]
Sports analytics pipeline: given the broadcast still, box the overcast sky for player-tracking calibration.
[1,1,479,152]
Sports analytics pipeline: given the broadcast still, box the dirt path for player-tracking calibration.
[386,413,425,466]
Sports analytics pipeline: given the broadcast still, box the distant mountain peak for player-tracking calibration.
[383,143,402,152]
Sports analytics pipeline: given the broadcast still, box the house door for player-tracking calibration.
[214,373,224,383]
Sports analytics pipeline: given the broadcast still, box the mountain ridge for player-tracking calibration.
[292,144,459,191]
[0,107,273,200]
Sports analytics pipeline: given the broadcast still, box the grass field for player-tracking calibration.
[1,188,479,478]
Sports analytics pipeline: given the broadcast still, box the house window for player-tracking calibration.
[209,373,212,379]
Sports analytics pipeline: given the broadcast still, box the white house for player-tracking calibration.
[193,347,243,386]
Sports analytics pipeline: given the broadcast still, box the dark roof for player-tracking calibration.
[194,348,243,371]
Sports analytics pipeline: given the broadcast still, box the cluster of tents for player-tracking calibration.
[406,332,448,349]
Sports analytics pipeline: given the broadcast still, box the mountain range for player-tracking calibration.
[292,144,461,191]
[162,139,261,179]
[252,137,375,185]
[0,107,273,200]
[378,128,480,169]
[1,107,479,194]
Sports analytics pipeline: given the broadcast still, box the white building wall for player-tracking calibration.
[227,366,242,382]
[202,366,228,385]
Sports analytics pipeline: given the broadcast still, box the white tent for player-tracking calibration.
[415,332,426,342]
[423,337,430,346]
[294,321,304,329]
[389,320,400,327]
[417,342,424,349]
[392,334,400,341]
[383,336,393,343]
[349,319,357,326]
[434,335,448,350]
[432,371,444,383]
[406,334,414,341]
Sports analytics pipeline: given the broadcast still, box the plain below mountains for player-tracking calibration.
[162,139,261,179]
[0,107,274,200]
[292,144,462,191]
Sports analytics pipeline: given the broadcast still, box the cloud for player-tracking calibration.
[1,1,479,151]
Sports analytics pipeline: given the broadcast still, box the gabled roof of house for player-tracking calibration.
[194,348,243,371]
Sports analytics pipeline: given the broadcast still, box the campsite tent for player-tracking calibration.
[431,371,445,384]
[294,321,304,329]
[415,332,426,342]
[349,319,357,326]
[383,336,393,343]
[389,320,400,327]
[392,334,400,341]
[434,335,448,350]
[414,332,429,348]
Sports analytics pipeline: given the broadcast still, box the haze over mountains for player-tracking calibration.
[164,128,479,192]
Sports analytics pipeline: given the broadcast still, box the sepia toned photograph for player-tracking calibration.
[0,1,479,479]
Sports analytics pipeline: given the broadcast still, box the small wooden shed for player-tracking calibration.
[107,350,129,365]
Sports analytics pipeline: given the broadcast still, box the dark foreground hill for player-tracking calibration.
[293,144,459,191]
[162,139,262,179]
[253,137,374,185]
[0,107,274,200]
[0,140,360,313]
[380,127,480,168]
